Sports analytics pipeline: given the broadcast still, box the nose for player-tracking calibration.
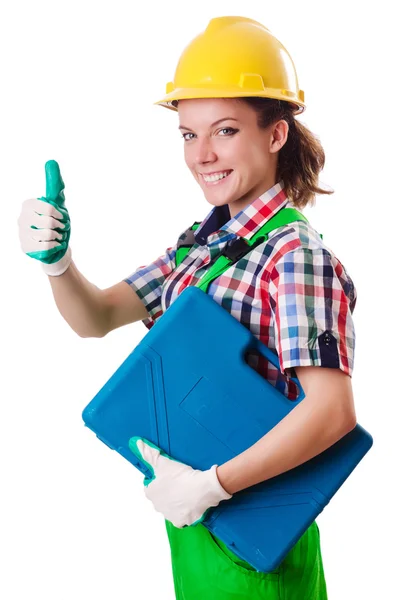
[194,136,217,165]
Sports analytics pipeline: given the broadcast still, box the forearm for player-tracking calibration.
[46,259,110,338]
[216,389,356,495]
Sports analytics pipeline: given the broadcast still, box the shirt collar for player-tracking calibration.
[194,180,291,247]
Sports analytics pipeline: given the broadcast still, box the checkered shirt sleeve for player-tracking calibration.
[123,243,178,330]
[268,247,356,377]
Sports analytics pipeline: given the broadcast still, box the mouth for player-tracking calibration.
[200,170,233,186]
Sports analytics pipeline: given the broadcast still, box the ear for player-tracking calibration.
[269,120,289,154]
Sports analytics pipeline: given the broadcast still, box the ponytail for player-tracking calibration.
[238,98,333,209]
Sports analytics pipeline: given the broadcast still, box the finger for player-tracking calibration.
[23,239,63,254]
[29,228,64,243]
[29,211,66,231]
[21,197,65,221]
[18,208,66,234]
[137,440,160,467]
[129,437,161,469]
[44,160,66,206]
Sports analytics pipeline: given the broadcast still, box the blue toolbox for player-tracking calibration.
[82,284,373,572]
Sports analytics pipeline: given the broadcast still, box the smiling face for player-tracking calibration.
[177,98,289,218]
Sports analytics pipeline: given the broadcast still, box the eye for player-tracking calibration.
[180,127,238,142]
[218,127,238,136]
[181,132,195,141]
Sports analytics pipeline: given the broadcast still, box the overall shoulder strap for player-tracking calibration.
[251,207,308,243]
[176,209,311,268]
[175,207,316,292]
[175,221,201,268]
[197,207,309,293]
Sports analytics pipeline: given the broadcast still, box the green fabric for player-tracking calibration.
[27,160,71,264]
[175,222,201,266]
[165,519,327,599]
[175,208,310,293]
[244,207,308,243]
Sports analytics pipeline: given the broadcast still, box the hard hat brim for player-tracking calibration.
[154,87,305,115]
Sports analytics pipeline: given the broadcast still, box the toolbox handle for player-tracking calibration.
[248,336,306,403]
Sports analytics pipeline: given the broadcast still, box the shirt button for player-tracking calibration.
[324,332,331,345]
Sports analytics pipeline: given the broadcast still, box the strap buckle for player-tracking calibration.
[224,235,266,262]
[223,237,250,261]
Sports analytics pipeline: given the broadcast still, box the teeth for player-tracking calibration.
[203,171,231,182]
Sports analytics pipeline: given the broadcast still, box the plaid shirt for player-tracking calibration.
[124,181,357,400]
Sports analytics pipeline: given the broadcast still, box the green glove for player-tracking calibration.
[18,160,72,276]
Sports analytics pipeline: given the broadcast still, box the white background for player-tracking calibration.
[2,0,395,598]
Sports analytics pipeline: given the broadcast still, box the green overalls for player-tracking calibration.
[165,208,328,599]
[165,519,327,599]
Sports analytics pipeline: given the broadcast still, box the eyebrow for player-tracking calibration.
[178,117,239,131]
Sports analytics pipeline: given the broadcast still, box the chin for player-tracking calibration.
[201,185,238,205]
[203,192,233,208]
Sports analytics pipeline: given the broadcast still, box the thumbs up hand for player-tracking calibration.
[18,160,72,276]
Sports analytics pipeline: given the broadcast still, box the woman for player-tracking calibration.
[18,16,357,600]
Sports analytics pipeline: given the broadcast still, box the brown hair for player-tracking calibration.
[237,97,333,209]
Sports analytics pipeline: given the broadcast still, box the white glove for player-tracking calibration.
[18,160,72,276]
[129,437,233,529]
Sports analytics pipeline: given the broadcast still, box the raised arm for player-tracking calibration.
[18,160,149,338]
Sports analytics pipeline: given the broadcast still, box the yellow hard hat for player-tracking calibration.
[154,16,305,114]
